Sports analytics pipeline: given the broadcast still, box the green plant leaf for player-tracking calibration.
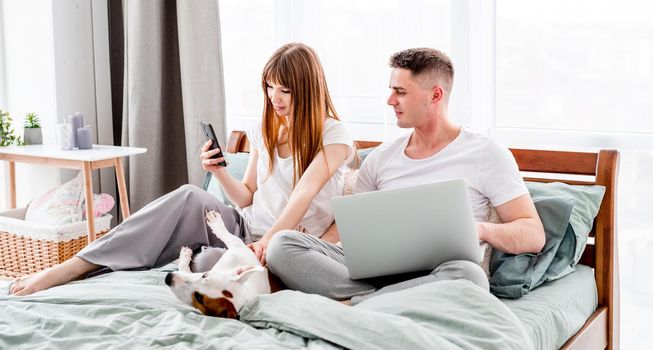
[1,108,24,146]
[24,112,41,128]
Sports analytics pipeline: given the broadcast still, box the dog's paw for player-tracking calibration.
[205,210,229,236]
[179,246,193,260]
[205,210,221,224]
[177,246,193,273]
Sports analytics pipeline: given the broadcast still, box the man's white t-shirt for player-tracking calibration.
[242,118,353,240]
[355,127,528,221]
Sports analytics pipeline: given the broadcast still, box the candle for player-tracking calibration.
[68,113,84,148]
[57,123,74,150]
[77,125,93,150]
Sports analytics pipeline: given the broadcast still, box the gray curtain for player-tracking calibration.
[119,0,226,212]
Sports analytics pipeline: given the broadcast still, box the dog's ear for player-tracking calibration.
[231,265,265,282]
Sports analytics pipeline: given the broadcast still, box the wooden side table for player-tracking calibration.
[0,144,147,242]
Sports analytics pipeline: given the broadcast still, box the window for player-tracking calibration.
[220,0,452,140]
[496,0,653,135]
[0,1,5,109]
[218,0,275,134]
[496,2,653,348]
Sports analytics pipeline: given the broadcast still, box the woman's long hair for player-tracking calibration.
[261,43,340,185]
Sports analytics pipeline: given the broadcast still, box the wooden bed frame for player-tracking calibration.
[225,130,620,350]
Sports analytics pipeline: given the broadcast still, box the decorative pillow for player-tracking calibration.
[25,173,85,225]
[489,181,606,299]
[479,205,502,277]
[82,193,115,219]
[490,194,575,299]
[526,181,605,268]
[25,172,116,226]
[342,168,358,196]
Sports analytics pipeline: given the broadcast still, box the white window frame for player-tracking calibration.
[450,0,495,134]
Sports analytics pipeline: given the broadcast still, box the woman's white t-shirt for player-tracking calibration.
[354,127,528,221]
[242,118,353,240]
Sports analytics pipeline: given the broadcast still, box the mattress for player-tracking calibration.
[501,264,598,350]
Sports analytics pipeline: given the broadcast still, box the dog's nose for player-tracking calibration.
[165,272,173,286]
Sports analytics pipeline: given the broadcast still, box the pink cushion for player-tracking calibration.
[82,193,115,220]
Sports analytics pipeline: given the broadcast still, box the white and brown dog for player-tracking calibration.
[165,210,271,318]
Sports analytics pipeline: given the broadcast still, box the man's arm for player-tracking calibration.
[477,194,545,254]
[320,222,340,243]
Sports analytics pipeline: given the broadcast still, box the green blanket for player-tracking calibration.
[1,269,532,349]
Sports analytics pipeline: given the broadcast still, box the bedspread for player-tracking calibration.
[1,269,531,349]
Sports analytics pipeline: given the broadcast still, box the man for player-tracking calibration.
[265,48,545,304]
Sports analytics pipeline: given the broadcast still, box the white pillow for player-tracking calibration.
[25,173,116,226]
[25,173,85,226]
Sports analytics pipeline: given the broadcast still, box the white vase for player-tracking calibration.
[23,127,43,145]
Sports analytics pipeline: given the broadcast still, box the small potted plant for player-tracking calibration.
[23,112,43,145]
[1,108,22,146]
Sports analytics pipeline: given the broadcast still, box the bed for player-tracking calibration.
[0,131,619,350]
[224,130,620,350]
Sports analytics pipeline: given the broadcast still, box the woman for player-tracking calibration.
[11,43,353,296]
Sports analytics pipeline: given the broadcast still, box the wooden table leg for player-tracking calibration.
[82,161,96,242]
[8,161,16,209]
[114,157,131,219]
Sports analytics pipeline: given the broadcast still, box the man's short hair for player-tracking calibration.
[389,48,454,94]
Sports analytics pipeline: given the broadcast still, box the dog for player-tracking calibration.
[165,210,271,318]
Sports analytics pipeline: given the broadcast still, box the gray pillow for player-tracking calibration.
[526,181,605,268]
[490,194,575,298]
[489,181,606,299]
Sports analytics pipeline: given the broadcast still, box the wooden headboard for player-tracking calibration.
[226,130,620,350]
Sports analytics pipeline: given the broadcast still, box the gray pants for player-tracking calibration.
[78,184,251,274]
[266,230,489,305]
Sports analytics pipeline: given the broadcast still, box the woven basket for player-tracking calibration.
[0,207,111,278]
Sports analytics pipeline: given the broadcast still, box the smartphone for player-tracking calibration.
[199,120,227,167]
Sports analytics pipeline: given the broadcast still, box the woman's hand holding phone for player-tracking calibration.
[199,120,227,172]
[200,139,228,173]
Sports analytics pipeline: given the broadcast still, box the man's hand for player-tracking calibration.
[475,195,545,254]
[247,238,270,266]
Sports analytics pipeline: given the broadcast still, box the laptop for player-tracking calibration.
[331,178,483,279]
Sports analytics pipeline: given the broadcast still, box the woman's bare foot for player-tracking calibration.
[10,257,99,296]
[339,299,352,306]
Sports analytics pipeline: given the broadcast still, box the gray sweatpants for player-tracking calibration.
[77,184,252,274]
[266,230,489,305]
